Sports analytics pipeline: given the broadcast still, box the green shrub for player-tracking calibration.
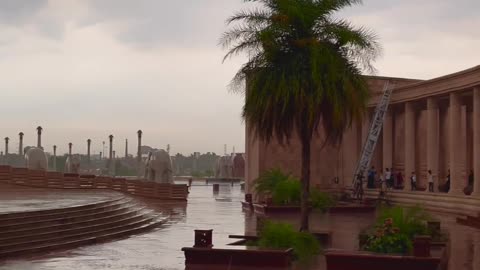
[258,221,320,261]
[254,168,292,196]
[272,178,301,205]
[364,218,413,254]
[310,189,335,211]
[254,169,336,209]
[376,206,431,239]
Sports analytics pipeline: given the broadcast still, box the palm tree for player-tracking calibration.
[221,0,380,231]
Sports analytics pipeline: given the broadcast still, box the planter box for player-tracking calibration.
[253,202,375,215]
[182,246,293,269]
[241,201,253,211]
[325,247,448,270]
[228,231,332,247]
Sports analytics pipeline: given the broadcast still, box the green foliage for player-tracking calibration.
[258,221,320,261]
[255,169,335,209]
[363,206,433,254]
[310,189,335,211]
[254,168,293,196]
[365,218,413,254]
[272,178,301,205]
[376,206,431,239]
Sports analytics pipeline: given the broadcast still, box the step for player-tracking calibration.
[0,212,155,252]
[0,195,126,221]
[0,204,145,236]
[0,197,133,226]
[0,218,166,258]
[0,208,156,245]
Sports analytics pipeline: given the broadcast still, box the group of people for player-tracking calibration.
[367,167,404,190]
[366,166,474,193]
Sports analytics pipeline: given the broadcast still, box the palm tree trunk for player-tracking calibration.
[299,136,311,232]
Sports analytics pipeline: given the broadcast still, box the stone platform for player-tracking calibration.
[364,189,480,216]
[0,183,166,259]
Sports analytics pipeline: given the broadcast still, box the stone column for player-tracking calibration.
[109,135,113,161]
[109,135,114,175]
[18,132,24,155]
[137,130,142,162]
[427,98,439,191]
[382,110,393,169]
[53,145,57,171]
[473,88,480,196]
[4,137,9,156]
[36,126,43,149]
[125,139,128,158]
[87,139,91,165]
[102,141,106,160]
[112,150,116,176]
[405,102,415,188]
[449,92,463,195]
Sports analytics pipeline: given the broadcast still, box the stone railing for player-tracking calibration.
[0,165,189,201]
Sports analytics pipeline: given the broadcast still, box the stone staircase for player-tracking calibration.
[0,193,166,259]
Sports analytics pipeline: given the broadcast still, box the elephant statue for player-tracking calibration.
[144,150,173,184]
[65,154,81,174]
[25,147,48,171]
[215,156,233,179]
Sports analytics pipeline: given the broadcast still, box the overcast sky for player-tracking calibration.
[0,0,478,156]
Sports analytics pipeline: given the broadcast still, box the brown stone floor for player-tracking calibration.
[0,181,478,269]
[0,183,121,214]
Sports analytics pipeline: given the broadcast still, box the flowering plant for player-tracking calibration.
[364,218,412,254]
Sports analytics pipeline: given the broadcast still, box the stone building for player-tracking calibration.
[245,65,480,203]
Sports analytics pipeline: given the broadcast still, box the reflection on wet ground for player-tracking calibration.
[0,181,479,270]
[0,184,119,214]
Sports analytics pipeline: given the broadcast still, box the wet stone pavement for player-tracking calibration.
[0,181,479,270]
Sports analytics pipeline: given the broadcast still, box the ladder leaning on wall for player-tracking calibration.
[352,81,395,200]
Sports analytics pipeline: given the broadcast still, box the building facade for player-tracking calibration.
[245,65,480,199]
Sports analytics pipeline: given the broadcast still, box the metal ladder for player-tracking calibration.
[352,81,394,199]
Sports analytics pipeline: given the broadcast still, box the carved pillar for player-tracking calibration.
[36,126,42,148]
[427,98,439,191]
[449,92,463,195]
[405,102,416,188]
[125,139,128,158]
[68,143,72,157]
[4,137,9,156]
[473,88,480,196]
[18,132,24,155]
[383,110,393,169]
[53,145,57,171]
[137,130,142,162]
[87,139,92,165]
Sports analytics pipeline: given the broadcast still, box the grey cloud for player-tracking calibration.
[0,0,47,24]
[83,0,244,48]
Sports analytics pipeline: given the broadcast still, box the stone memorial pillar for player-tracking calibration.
[53,145,57,171]
[4,137,9,156]
[36,126,43,149]
[87,139,91,165]
[137,130,142,163]
[18,132,24,155]
[109,135,114,175]
[68,143,73,157]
